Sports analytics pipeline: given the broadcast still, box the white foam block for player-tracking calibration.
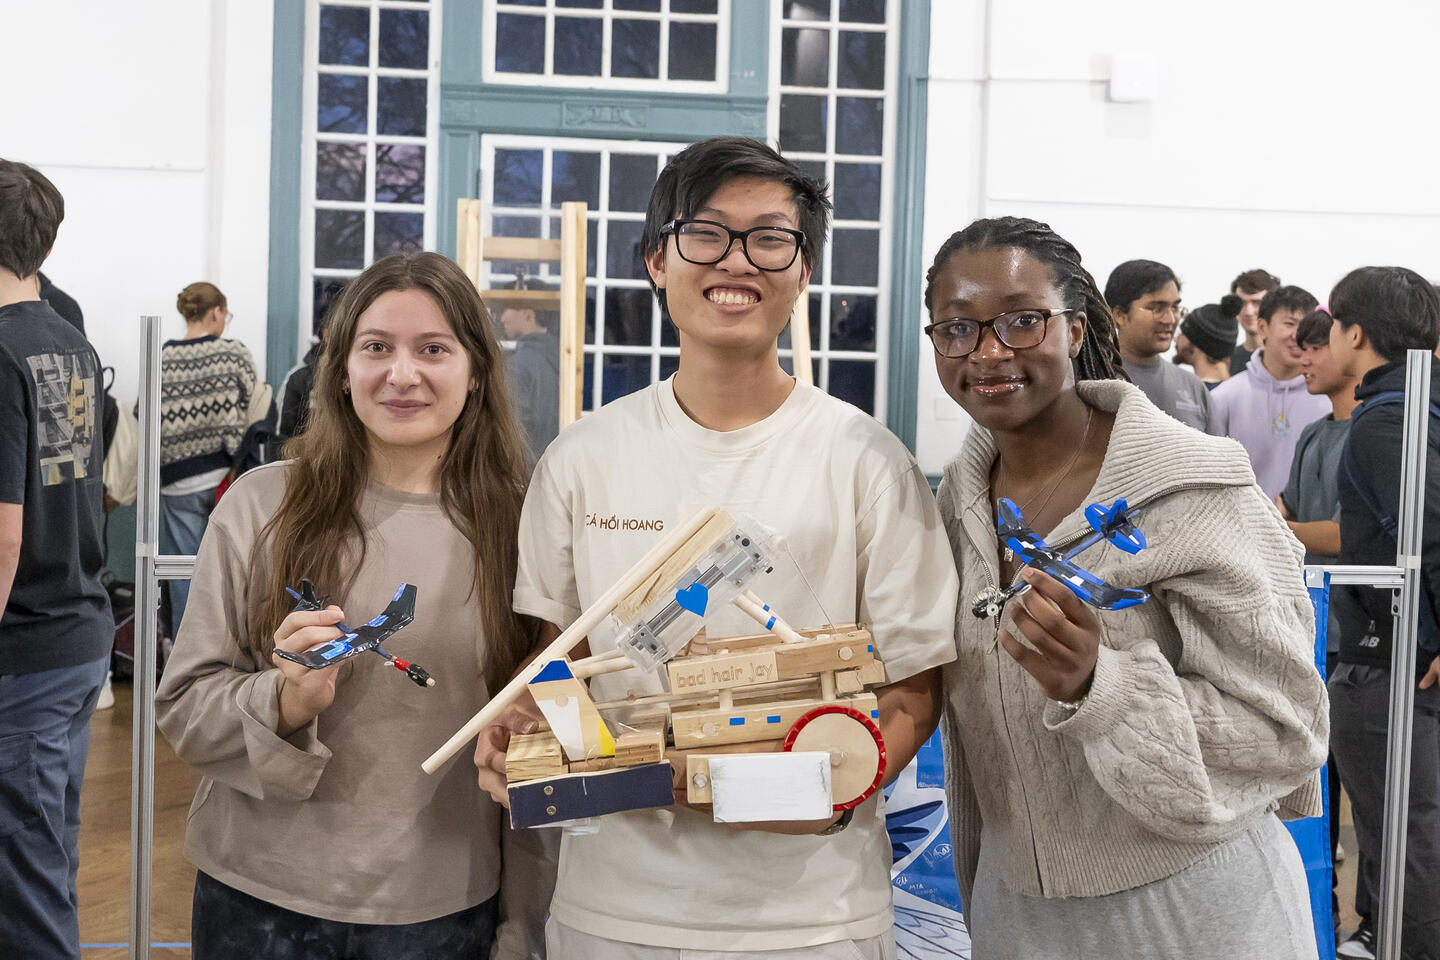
[708,752,833,823]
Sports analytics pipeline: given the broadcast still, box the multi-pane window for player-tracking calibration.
[480,136,684,411]
[303,0,441,340]
[771,0,894,416]
[483,0,729,92]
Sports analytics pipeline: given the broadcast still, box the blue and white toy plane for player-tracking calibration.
[972,497,1150,620]
[272,580,434,687]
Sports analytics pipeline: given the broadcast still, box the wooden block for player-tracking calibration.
[671,692,879,748]
[686,623,862,657]
[666,649,779,693]
[568,726,665,772]
[685,632,775,656]
[506,731,566,781]
[529,659,615,763]
[508,762,675,829]
[772,629,876,678]
[457,199,483,286]
[686,755,715,803]
[611,511,737,624]
[791,293,812,385]
[558,201,586,428]
[857,657,886,686]
[835,669,863,694]
[479,288,563,310]
[480,236,563,262]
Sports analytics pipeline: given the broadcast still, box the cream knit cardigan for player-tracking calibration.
[937,379,1328,906]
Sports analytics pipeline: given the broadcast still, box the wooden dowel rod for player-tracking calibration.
[733,591,806,644]
[572,650,632,679]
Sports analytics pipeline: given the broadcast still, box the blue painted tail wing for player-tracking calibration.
[1084,499,1146,554]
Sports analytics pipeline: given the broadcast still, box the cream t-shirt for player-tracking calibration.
[514,377,959,949]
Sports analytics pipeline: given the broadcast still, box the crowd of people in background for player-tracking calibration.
[1117,258,1440,960]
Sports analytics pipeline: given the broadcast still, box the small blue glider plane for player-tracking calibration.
[272,580,434,687]
[971,497,1150,620]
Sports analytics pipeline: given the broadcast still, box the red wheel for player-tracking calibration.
[783,705,886,811]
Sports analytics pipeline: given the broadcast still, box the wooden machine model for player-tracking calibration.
[423,509,889,828]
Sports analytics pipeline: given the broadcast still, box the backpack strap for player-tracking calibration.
[1343,391,1440,655]
[1343,394,1408,537]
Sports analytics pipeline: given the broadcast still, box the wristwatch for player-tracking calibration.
[820,807,854,835]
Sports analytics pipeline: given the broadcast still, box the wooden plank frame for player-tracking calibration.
[454,197,588,433]
[790,292,813,385]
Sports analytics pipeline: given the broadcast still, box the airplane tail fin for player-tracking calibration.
[286,579,324,611]
[1084,499,1146,554]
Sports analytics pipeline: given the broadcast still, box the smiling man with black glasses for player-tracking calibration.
[472,136,958,960]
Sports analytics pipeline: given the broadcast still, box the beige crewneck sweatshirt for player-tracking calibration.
[937,379,1328,905]
[156,462,503,924]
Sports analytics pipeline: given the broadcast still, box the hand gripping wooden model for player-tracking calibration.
[422,508,888,828]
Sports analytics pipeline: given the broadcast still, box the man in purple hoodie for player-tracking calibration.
[1210,285,1332,497]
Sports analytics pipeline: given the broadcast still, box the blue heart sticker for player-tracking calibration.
[675,582,709,616]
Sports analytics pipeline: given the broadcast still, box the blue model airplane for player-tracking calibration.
[971,497,1150,620]
[272,580,434,687]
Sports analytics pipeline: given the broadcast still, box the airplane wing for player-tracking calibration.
[273,583,417,669]
[1027,553,1149,611]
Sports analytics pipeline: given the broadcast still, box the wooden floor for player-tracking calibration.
[75,684,1363,956]
[78,681,198,958]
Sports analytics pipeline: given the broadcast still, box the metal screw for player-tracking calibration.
[544,785,553,795]
[546,805,557,816]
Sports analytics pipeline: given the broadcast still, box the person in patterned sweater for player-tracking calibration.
[161,282,257,633]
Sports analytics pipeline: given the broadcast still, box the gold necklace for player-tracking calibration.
[995,405,1093,562]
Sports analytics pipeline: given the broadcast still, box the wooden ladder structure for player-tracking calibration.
[456,198,588,427]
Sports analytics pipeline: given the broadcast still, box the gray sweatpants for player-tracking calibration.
[968,814,1316,959]
[1329,661,1440,960]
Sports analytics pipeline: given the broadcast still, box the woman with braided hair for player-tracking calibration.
[927,217,1328,957]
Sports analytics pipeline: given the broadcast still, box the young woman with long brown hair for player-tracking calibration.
[157,253,535,959]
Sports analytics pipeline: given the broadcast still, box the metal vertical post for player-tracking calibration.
[129,316,162,960]
[1376,349,1431,960]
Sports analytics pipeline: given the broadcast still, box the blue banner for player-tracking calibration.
[886,733,971,958]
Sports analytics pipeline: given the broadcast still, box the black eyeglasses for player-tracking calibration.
[924,308,1075,359]
[659,219,806,272]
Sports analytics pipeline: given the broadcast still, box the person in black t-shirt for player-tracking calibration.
[0,158,112,960]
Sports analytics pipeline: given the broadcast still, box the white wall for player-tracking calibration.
[916,0,1440,474]
[1,0,275,407]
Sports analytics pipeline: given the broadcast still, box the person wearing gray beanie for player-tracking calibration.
[1174,294,1241,387]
